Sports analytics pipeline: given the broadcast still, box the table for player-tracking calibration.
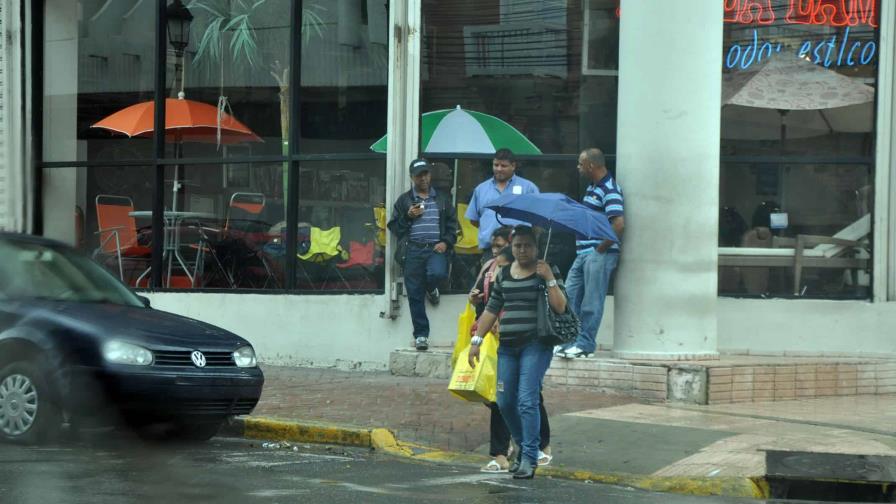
[130,211,216,288]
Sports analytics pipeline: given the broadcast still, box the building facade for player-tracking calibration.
[1,0,894,367]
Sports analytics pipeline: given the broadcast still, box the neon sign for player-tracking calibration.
[726,27,876,69]
[724,0,878,28]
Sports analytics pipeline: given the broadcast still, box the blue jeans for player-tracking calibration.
[403,243,449,338]
[564,250,619,354]
[496,341,553,465]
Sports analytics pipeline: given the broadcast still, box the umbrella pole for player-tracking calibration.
[543,226,552,261]
[452,158,458,207]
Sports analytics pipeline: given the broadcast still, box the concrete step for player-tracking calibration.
[389,347,896,405]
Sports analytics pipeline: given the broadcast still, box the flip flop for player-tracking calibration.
[480,459,509,473]
[537,451,553,467]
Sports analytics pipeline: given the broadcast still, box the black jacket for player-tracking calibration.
[387,188,458,263]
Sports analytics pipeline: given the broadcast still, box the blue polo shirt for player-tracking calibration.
[465,175,540,250]
[576,174,624,254]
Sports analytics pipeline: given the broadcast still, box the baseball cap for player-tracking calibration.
[409,158,431,176]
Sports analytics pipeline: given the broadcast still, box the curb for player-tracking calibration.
[223,416,768,499]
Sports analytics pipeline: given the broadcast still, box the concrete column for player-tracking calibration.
[612,1,723,360]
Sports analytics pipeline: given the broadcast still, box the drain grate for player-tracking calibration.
[766,450,896,502]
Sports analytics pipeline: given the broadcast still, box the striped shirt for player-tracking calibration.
[409,189,440,244]
[577,174,624,254]
[485,266,540,347]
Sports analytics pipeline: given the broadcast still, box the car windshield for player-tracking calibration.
[0,238,144,307]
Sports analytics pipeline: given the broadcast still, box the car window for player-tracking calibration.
[0,239,143,307]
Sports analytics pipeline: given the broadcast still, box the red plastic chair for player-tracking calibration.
[93,195,151,281]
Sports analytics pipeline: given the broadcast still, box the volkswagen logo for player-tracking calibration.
[190,351,207,368]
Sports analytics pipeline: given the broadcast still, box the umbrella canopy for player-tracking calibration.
[91,97,263,145]
[370,105,541,155]
[485,192,618,244]
[722,56,874,141]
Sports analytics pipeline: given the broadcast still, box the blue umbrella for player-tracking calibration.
[484,192,618,258]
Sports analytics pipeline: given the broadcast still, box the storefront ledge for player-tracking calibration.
[390,348,896,405]
[222,416,767,499]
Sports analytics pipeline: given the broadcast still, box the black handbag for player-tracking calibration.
[535,279,580,346]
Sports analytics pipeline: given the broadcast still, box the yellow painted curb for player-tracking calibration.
[243,417,371,447]
[233,417,768,499]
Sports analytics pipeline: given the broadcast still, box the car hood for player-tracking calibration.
[20,300,250,350]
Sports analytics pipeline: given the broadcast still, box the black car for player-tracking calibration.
[0,233,264,443]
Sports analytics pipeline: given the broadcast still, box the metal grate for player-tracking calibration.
[152,350,235,367]
[170,398,258,416]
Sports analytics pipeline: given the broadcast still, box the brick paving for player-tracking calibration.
[253,365,638,453]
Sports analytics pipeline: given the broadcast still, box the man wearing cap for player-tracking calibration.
[388,158,458,351]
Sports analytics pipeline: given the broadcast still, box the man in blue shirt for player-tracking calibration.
[559,148,625,358]
[465,148,539,256]
[388,159,458,351]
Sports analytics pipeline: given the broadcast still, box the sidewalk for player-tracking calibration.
[246,364,896,497]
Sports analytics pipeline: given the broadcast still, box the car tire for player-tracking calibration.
[0,361,61,444]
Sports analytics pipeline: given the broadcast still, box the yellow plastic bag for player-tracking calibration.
[448,332,498,403]
[451,302,477,369]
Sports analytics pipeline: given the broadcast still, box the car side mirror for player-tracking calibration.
[137,295,151,308]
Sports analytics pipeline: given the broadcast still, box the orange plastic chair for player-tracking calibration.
[94,195,152,281]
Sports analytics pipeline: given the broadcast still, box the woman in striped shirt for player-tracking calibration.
[469,225,567,479]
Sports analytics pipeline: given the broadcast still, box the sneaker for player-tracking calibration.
[426,288,440,306]
[562,346,590,358]
[415,336,429,351]
[553,345,566,356]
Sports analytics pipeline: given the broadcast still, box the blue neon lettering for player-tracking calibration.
[847,41,860,65]
[860,42,876,64]
[726,45,742,69]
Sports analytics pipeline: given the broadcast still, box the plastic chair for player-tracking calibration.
[297,226,349,289]
[93,195,151,282]
[452,203,483,290]
[206,192,278,288]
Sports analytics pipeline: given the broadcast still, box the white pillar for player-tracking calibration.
[381,0,421,319]
[612,0,723,360]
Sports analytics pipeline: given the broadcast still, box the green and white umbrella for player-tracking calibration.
[370,105,541,155]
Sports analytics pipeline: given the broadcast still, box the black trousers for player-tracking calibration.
[488,392,550,457]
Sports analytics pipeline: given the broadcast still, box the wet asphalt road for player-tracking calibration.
[0,436,809,504]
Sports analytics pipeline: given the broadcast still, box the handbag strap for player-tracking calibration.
[482,259,500,302]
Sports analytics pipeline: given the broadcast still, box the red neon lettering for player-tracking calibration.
[724,0,777,24]
[785,0,877,27]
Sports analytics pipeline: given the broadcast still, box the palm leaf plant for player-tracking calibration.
[187,0,327,202]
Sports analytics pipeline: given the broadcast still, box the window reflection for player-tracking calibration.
[718,0,877,299]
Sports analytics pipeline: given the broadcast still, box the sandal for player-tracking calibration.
[480,459,509,473]
[537,450,553,467]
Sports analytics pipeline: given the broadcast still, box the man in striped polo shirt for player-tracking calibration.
[387,159,458,351]
[558,148,625,358]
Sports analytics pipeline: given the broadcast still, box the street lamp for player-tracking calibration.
[166,0,194,57]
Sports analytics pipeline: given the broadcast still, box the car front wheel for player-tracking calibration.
[0,362,61,444]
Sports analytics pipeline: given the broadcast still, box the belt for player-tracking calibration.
[408,240,439,248]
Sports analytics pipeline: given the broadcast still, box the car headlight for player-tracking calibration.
[102,340,153,366]
[233,346,257,368]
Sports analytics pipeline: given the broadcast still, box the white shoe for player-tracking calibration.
[562,346,588,358]
[553,345,565,356]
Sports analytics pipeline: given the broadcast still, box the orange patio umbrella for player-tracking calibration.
[91,96,263,145]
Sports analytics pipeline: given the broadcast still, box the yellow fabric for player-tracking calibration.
[373,206,387,247]
[298,227,347,263]
[451,302,477,369]
[448,332,498,403]
[456,203,480,255]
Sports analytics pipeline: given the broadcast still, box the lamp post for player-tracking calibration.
[166,0,193,97]
[166,0,193,215]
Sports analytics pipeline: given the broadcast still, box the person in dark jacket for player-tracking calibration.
[387,158,458,351]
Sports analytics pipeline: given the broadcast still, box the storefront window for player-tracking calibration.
[39,0,387,293]
[719,0,878,299]
[421,0,619,290]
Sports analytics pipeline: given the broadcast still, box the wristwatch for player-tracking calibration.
[546,279,558,288]
[471,336,484,346]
